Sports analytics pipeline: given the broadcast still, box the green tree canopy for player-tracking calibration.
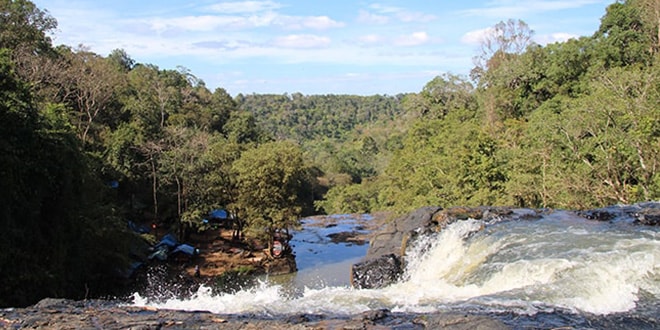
[232,141,313,251]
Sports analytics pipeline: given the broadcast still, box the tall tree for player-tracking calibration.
[159,126,212,240]
[233,141,312,253]
[60,46,125,146]
[471,19,536,125]
[632,0,660,54]
[203,138,245,239]
[471,19,535,83]
[594,0,656,67]
[0,0,56,54]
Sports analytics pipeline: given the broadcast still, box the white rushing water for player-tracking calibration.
[132,212,660,316]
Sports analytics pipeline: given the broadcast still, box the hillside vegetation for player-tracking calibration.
[0,0,658,306]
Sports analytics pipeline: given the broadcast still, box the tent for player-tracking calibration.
[209,209,228,220]
[171,244,198,256]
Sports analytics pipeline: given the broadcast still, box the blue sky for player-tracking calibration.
[33,0,614,96]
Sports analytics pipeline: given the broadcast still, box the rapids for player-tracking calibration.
[131,209,659,325]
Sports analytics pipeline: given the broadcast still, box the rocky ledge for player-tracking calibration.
[351,202,660,289]
[1,298,510,329]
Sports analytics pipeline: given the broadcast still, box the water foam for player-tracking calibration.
[131,215,659,316]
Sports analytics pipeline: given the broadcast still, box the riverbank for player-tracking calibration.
[126,212,388,300]
[176,212,389,280]
[0,298,509,329]
[4,297,656,329]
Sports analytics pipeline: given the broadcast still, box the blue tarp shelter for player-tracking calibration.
[148,234,199,260]
[209,209,228,220]
[171,244,198,256]
[154,234,178,249]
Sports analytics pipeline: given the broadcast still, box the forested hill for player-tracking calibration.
[315,1,660,214]
[237,93,406,141]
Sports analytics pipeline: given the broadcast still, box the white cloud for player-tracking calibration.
[140,12,342,34]
[354,31,439,48]
[193,39,255,50]
[365,4,436,23]
[368,4,400,14]
[208,1,283,14]
[461,27,494,45]
[246,12,280,27]
[357,34,384,46]
[147,15,247,32]
[357,10,389,24]
[272,34,331,49]
[536,32,578,44]
[394,31,430,47]
[279,15,345,30]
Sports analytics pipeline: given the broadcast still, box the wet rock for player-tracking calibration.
[350,207,440,289]
[577,209,617,221]
[1,299,513,330]
[634,208,660,226]
[264,255,297,275]
[433,206,513,228]
[367,206,442,262]
[413,313,510,330]
[362,308,390,321]
[352,206,514,289]
[327,231,367,244]
[576,202,660,225]
[284,313,324,324]
[351,253,403,289]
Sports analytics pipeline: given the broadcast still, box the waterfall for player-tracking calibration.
[131,211,659,318]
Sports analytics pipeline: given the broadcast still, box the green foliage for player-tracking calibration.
[2,0,660,307]
[232,141,313,247]
[0,0,56,54]
[418,74,476,118]
[375,106,509,212]
[224,110,270,144]
[315,179,381,214]
[237,93,405,142]
[594,0,655,67]
[0,49,135,307]
[326,0,660,212]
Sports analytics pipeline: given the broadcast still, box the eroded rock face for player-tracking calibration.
[351,253,403,290]
[366,206,442,261]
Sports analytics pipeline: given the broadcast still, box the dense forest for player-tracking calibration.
[1,0,659,307]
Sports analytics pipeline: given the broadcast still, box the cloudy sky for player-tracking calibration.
[32,0,614,95]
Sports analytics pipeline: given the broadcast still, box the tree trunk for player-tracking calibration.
[150,157,158,222]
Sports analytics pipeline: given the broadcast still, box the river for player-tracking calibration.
[130,209,659,328]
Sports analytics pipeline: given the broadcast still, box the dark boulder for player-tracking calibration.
[577,209,616,221]
[351,253,403,289]
[367,206,442,260]
[634,208,660,226]
[575,201,660,226]
[264,255,297,275]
